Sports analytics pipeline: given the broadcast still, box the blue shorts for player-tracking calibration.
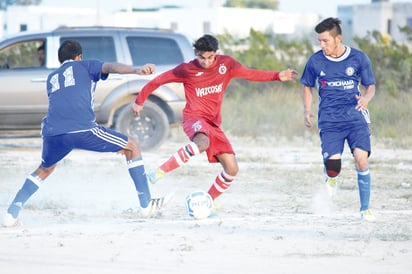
[320,123,371,162]
[41,126,128,168]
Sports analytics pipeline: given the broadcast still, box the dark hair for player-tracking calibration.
[315,17,342,37]
[193,34,219,52]
[58,40,82,63]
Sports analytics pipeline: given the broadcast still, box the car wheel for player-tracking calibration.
[114,100,169,151]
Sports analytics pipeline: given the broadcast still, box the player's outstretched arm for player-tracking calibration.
[278,68,298,82]
[102,62,155,75]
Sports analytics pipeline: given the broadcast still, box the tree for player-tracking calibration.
[225,0,278,9]
[1,0,41,10]
[354,30,412,94]
[218,29,312,95]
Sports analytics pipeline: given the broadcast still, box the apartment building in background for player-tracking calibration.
[338,0,412,45]
[1,1,411,45]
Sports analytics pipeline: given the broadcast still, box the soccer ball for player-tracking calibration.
[185,190,213,220]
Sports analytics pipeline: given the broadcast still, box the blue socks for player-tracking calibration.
[128,157,151,208]
[357,169,371,211]
[7,173,41,218]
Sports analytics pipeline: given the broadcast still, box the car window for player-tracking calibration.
[60,36,116,62]
[127,37,184,66]
[0,40,46,69]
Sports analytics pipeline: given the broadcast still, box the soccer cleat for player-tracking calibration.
[139,193,173,218]
[360,209,376,222]
[325,176,337,197]
[147,168,165,184]
[2,213,19,228]
[209,201,218,218]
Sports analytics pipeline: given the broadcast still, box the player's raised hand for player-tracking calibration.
[279,68,298,81]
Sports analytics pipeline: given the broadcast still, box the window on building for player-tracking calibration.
[20,24,27,32]
[170,22,178,31]
[387,19,392,35]
[407,18,412,29]
[203,21,211,34]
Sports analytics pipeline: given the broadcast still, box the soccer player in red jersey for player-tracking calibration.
[133,34,297,207]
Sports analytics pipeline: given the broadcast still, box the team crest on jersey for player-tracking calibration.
[219,64,227,75]
[345,66,355,76]
[192,120,202,132]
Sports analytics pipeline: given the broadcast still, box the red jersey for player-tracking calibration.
[136,55,280,127]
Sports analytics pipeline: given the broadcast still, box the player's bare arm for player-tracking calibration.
[101,63,155,75]
[302,86,315,128]
[278,68,298,81]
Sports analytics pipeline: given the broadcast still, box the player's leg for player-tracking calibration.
[83,127,150,207]
[203,128,237,200]
[349,126,375,221]
[148,140,202,183]
[353,148,371,209]
[3,135,69,227]
[208,153,238,200]
[147,119,207,183]
[84,126,169,216]
[324,155,341,195]
[320,130,345,196]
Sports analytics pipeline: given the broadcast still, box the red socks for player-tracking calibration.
[208,171,234,200]
[159,142,199,172]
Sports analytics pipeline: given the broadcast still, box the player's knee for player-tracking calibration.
[185,142,200,156]
[122,138,141,159]
[193,133,209,152]
[324,159,341,177]
[224,163,239,176]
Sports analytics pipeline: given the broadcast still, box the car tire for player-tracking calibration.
[114,100,169,151]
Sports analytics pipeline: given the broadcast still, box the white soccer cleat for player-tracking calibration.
[360,209,376,222]
[2,213,19,228]
[139,193,173,218]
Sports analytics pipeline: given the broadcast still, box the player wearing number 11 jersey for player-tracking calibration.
[2,40,165,227]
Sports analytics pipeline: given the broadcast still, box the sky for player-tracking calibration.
[41,0,412,18]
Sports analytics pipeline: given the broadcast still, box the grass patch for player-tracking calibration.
[222,85,412,148]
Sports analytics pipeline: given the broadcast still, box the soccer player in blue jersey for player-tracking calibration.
[2,40,167,227]
[300,17,376,221]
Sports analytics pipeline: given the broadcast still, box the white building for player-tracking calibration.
[112,7,319,40]
[0,5,319,41]
[338,0,412,45]
[2,1,411,45]
[2,5,99,37]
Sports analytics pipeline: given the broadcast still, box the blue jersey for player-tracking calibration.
[300,46,376,130]
[42,60,108,136]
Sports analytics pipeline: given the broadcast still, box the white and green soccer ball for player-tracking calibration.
[185,190,213,220]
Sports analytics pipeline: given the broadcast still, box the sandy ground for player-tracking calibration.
[0,132,411,274]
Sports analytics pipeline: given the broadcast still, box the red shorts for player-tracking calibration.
[183,118,234,163]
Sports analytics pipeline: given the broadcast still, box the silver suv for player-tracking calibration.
[0,26,194,150]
